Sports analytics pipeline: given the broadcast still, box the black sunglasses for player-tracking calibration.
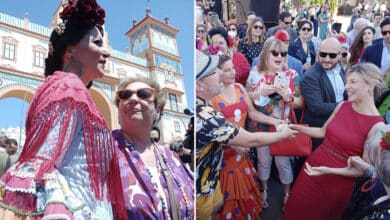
[301,27,312,32]
[319,51,339,59]
[382,30,390,36]
[117,88,155,101]
[253,25,263,30]
[341,52,348,58]
[270,50,288,57]
[283,21,292,25]
[197,29,206,33]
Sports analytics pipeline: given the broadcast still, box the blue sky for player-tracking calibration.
[0,0,194,128]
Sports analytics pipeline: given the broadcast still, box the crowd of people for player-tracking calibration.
[0,136,18,177]
[196,0,390,219]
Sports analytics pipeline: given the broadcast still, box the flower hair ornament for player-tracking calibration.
[60,0,105,27]
[207,43,221,55]
[380,131,390,151]
[274,30,289,45]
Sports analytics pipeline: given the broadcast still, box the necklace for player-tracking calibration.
[121,130,170,219]
[121,130,192,219]
[154,145,192,219]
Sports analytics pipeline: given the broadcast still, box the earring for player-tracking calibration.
[153,115,159,127]
[64,54,84,77]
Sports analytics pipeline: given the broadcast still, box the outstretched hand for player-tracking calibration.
[304,162,330,176]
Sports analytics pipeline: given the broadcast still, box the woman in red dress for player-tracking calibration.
[283,63,386,219]
[211,55,282,219]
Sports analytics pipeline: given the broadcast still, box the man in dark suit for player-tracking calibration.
[361,17,390,75]
[301,37,347,150]
[290,37,347,179]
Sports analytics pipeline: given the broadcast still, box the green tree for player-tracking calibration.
[329,0,337,18]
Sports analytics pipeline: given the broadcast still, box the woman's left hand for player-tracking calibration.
[304,162,330,176]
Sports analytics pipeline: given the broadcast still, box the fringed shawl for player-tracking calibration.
[17,71,127,219]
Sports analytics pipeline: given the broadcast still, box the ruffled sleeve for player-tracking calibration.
[0,101,89,218]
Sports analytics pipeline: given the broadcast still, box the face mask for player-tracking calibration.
[228,31,237,39]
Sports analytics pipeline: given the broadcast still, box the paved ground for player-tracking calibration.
[259,176,285,220]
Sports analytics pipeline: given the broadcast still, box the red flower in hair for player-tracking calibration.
[335,34,347,44]
[207,44,221,55]
[274,30,289,45]
[380,131,390,150]
[60,0,105,26]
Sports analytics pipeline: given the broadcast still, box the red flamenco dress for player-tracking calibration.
[211,83,262,220]
[283,101,384,220]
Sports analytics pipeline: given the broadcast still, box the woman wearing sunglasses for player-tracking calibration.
[246,37,303,210]
[349,26,376,66]
[339,43,350,69]
[288,20,316,72]
[237,17,266,67]
[112,76,194,219]
[196,24,208,52]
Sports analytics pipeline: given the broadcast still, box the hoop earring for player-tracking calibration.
[64,54,84,77]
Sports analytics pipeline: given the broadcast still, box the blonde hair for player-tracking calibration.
[346,62,386,98]
[256,37,288,72]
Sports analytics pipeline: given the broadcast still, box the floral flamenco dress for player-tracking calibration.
[283,101,384,220]
[0,72,125,220]
[211,83,262,220]
[112,130,194,220]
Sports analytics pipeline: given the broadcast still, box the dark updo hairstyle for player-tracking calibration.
[44,0,105,77]
[206,26,229,45]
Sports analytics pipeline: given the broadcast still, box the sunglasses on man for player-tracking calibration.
[382,30,390,36]
[319,52,339,59]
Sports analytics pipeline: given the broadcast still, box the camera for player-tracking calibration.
[268,72,287,100]
[268,93,282,100]
[170,140,184,153]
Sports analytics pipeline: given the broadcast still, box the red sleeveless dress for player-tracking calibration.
[211,84,262,220]
[283,101,384,220]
